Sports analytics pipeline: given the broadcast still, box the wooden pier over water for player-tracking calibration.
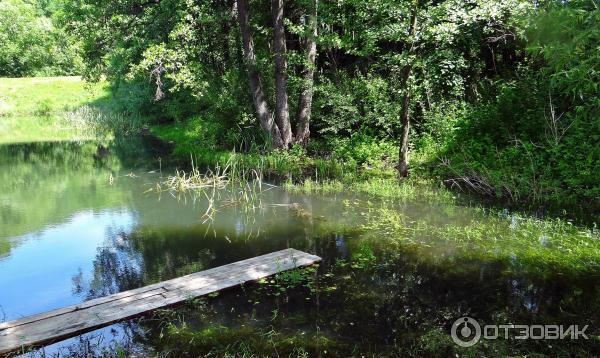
[0,248,321,356]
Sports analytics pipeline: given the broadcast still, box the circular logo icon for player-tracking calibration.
[451,317,481,347]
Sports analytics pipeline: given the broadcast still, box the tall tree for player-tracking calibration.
[295,0,317,145]
[398,0,418,178]
[236,0,284,148]
[237,0,316,148]
[272,0,293,148]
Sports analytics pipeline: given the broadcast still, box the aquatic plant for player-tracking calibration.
[257,266,318,297]
[283,177,456,204]
[161,161,230,193]
[361,204,600,278]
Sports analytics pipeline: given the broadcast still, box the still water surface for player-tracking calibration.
[1,140,599,356]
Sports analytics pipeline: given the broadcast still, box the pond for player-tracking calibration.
[1,139,600,356]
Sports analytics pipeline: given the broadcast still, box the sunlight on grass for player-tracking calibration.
[362,204,600,277]
[283,177,456,204]
[0,77,109,143]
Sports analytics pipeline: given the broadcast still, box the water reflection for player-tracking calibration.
[3,140,600,356]
[0,210,135,319]
[0,140,367,320]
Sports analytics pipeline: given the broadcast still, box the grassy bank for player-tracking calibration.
[148,119,459,204]
[149,116,600,224]
[149,118,380,182]
[0,77,108,143]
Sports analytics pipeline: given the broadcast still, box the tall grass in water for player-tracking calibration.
[153,154,266,192]
[161,160,231,192]
[149,155,272,228]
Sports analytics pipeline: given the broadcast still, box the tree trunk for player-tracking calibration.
[237,0,284,148]
[398,92,411,177]
[398,3,418,178]
[271,0,292,148]
[295,0,317,145]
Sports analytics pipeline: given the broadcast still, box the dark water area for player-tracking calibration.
[1,140,600,357]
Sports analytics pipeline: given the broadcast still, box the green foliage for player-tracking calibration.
[329,132,397,170]
[313,74,402,136]
[349,243,376,269]
[257,266,317,297]
[428,4,600,210]
[62,0,532,146]
[150,120,355,182]
[11,0,597,212]
[0,0,80,76]
[416,328,455,356]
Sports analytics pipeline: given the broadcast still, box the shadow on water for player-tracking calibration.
[40,227,600,357]
[1,140,600,357]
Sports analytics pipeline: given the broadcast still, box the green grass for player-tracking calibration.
[361,204,600,278]
[150,117,233,165]
[283,177,456,204]
[150,119,355,181]
[150,118,461,207]
[150,117,403,186]
[0,76,109,143]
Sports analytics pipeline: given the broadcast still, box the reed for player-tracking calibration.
[149,155,273,232]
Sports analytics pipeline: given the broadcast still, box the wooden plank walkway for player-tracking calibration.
[0,248,320,356]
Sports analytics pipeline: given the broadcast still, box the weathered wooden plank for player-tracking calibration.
[0,249,293,331]
[0,248,320,356]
